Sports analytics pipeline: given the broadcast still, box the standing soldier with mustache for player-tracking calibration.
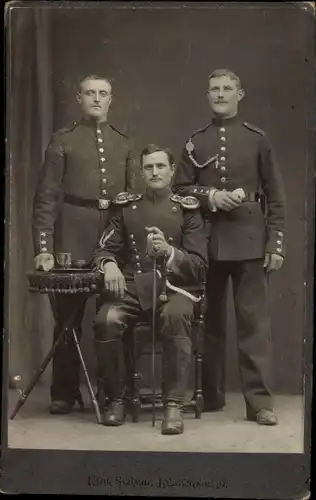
[32,74,137,415]
[173,68,286,425]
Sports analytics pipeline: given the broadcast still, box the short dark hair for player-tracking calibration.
[140,144,175,167]
[78,74,113,92]
[208,68,242,89]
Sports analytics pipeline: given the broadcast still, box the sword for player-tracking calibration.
[151,255,157,427]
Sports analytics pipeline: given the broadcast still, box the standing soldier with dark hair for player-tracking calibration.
[173,68,286,425]
[32,74,137,415]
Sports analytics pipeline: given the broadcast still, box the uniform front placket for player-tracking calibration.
[218,126,227,187]
[95,125,108,201]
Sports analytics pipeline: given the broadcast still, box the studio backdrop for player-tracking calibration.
[7,4,312,394]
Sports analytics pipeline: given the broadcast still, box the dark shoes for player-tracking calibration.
[247,409,278,426]
[103,399,126,426]
[161,402,184,435]
[49,400,74,415]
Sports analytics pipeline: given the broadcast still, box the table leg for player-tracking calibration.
[9,306,78,420]
[71,328,102,425]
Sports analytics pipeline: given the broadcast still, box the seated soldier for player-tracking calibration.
[92,144,208,435]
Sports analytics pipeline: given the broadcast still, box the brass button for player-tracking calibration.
[278,231,283,236]
[96,129,102,134]
[100,157,106,162]
[101,168,106,173]
[98,138,103,143]
[193,188,197,192]
[135,255,140,261]
[277,240,282,245]
[221,177,226,182]
[42,247,47,252]
[168,237,173,242]
[40,232,46,236]
[172,206,177,212]
[41,240,47,244]
[220,166,226,171]
[220,146,226,152]
[220,127,226,132]
[130,234,135,239]
[220,156,226,162]
[132,205,137,210]
[136,270,142,274]
[102,189,107,195]
[220,137,226,142]
[99,148,104,153]
[277,248,282,253]
[102,178,107,184]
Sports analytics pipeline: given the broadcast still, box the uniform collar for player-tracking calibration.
[211,115,241,126]
[145,186,173,202]
[80,117,109,129]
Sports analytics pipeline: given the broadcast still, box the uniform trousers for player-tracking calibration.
[49,294,87,404]
[202,258,273,414]
[93,287,194,404]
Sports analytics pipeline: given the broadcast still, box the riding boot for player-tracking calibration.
[95,339,126,426]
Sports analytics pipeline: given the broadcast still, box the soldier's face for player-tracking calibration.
[207,76,244,118]
[142,151,175,190]
[77,79,112,121]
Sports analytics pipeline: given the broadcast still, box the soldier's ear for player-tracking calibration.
[76,92,82,105]
[237,88,245,102]
[170,163,176,176]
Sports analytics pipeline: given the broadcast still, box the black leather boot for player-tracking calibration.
[103,398,126,426]
[161,402,184,435]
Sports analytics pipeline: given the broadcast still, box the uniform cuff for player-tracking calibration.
[208,188,218,212]
[166,246,175,267]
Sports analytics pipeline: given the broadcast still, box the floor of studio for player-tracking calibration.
[6,385,304,453]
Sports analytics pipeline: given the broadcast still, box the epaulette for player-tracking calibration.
[109,123,130,139]
[54,122,78,135]
[170,194,200,210]
[243,122,265,136]
[113,192,143,205]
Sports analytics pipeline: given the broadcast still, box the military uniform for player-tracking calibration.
[92,189,208,427]
[32,117,137,408]
[173,115,286,416]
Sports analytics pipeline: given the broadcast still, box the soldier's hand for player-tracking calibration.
[34,253,55,271]
[103,261,126,298]
[145,226,172,258]
[214,190,243,211]
[264,253,284,273]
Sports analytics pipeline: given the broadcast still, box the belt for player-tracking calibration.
[243,192,261,202]
[64,193,111,210]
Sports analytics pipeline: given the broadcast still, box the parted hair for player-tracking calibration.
[140,144,175,167]
[208,68,242,89]
[78,74,113,92]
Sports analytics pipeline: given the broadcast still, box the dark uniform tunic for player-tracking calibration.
[173,115,286,414]
[32,117,137,404]
[92,189,208,404]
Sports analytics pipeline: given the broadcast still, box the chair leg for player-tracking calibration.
[194,352,204,418]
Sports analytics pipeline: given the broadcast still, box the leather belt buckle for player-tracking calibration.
[98,199,110,210]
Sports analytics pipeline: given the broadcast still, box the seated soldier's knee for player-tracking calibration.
[93,305,125,342]
[160,306,192,338]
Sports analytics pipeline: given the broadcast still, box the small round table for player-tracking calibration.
[9,269,104,423]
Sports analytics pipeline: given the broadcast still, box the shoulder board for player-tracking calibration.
[243,122,265,136]
[113,192,143,205]
[170,194,200,210]
[54,122,78,135]
[109,123,130,139]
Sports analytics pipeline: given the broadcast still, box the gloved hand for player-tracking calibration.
[34,253,55,271]
[264,253,284,272]
[145,226,172,258]
[214,189,243,211]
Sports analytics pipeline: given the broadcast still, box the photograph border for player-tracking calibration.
[1,1,314,497]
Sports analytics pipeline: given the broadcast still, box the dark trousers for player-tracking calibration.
[93,289,194,404]
[203,258,273,413]
[49,294,87,403]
